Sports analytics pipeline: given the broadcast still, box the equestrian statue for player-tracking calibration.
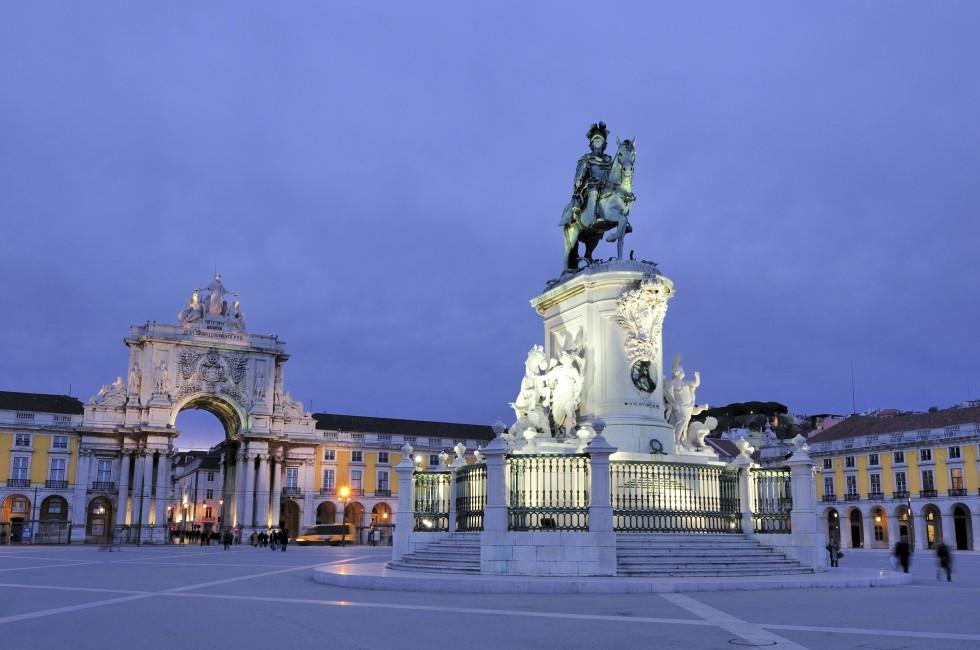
[560,121,637,272]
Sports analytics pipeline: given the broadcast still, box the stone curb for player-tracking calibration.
[313,563,913,594]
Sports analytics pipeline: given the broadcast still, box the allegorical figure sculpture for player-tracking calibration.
[546,348,586,439]
[508,333,586,441]
[178,289,204,326]
[154,360,169,394]
[664,353,711,449]
[90,377,127,407]
[508,346,552,438]
[560,121,636,272]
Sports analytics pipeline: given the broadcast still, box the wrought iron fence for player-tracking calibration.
[751,467,792,533]
[413,471,451,532]
[507,454,589,531]
[0,520,71,544]
[455,463,487,532]
[611,461,742,533]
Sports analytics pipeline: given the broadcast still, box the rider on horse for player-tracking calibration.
[563,121,612,229]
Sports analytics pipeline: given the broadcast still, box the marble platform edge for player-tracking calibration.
[312,563,913,594]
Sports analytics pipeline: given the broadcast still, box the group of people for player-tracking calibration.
[249,528,289,551]
[826,536,954,581]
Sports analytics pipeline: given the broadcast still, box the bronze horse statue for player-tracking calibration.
[560,139,636,272]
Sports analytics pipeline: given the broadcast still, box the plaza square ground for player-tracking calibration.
[0,544,977,649]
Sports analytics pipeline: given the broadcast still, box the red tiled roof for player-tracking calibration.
[808,406,980,443]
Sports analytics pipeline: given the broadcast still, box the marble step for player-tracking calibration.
[617,549,780,558]
[387,562,481,574]
[618,557,795,566]
[618,567,815,577]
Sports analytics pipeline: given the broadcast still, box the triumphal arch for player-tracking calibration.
[77,274,318,543]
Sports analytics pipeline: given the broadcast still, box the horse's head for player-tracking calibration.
[615,138,636,170]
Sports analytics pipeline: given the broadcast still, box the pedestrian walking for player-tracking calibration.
[270,529,278,551]
[936,542,952,582]
[825,539,841,567]
[280,528,288,552]
[894,536,911,573]
[223,530,232,550]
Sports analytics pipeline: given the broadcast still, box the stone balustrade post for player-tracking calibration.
[586,434,615,533]
[392,444,416,561]
[481,437,508,534]
[786,445,824,569]
[731,454,755,536]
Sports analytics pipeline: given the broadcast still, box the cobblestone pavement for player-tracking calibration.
[0,544,976,649]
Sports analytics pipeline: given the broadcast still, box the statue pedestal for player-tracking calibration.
[531,261,677,457]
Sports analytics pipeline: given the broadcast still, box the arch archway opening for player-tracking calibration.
[922,504,942,549]
[847,509,864,548]
[870,506,888,548]
[952,504,972,551]
[174,395,241,451]
[316,501,336,525]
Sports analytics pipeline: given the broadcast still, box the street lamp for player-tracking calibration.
[338,486,351,546]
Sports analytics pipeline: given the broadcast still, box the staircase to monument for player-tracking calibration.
[616,533,814,577]
[387,533,481,574]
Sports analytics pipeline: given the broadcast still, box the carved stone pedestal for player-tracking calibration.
[531,261,678,457]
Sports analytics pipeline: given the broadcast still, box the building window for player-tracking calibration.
[874,523,884,541]
[948,446,961,460]
[11,498,27,513]
[47,499,62,514]
[845,475,858,497]
[428,438,442,448]
[14,434,31,447]
[377,470,389,492]
[377,452,389,465]
[351,450,363,463]
[869,473,881,495]
[868,453,879,466]
[207,471,215,481]
[823,476,835,496]
[822,458,832,470]
[895,472,907,494]
[322,468,335,490]
[921,469,935,491]
[429,454,440,467]
[350,469,362,492]
[920,448,932,462]
[52,435,69,449]
[204,506,213,519]
[49,458,66,482]
[205,489,214,499]
[286,467,299,489]
[97,459,112,483]
[893,451,905,464]
[844,456,855,469]
[323,449,336,461]
[950,468,964,490]
[12,457,30,480]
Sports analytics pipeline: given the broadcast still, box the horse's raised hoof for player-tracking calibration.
[605,233,618,243]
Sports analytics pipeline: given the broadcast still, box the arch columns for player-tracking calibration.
[270,455,283,527]
[255,455,270,529]
[116,451,131,526]
[132,450,150,528]
[242,452,256,531]
[887,508,900,546]
[861,509,874,549]
[70,450,94,543]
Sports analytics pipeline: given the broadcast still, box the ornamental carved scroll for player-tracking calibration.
[615,276,673,393]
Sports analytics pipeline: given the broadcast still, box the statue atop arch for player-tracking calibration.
[178,273,246,332]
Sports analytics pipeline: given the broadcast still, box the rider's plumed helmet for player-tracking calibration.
[586,121,609,144]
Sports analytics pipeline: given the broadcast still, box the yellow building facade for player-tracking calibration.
[810,404,980,552]
[0,393,83,544]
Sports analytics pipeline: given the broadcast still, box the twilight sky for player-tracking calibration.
[2,3,979,448]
